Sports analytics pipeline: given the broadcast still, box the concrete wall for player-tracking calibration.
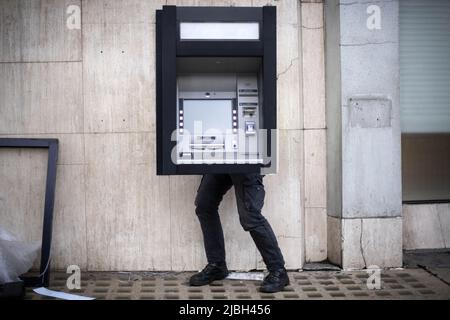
[301,0,327,263]
[325,0,403,269]
[324,0,342,265]
[0,0,328,271]
[403,204,450,250]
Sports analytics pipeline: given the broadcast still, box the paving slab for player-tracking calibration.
[25,269,450,300]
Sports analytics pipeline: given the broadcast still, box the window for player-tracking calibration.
[400,0,450,202]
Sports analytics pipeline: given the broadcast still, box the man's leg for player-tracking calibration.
[231,173,288,292]
[231,174,285,271]
[194,174,233,265]
[190,174,233,286]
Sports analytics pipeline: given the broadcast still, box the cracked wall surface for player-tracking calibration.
[341,217,402,269]
[302,1,327,263]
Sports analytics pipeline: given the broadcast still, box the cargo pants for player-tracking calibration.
[194,173,285,271]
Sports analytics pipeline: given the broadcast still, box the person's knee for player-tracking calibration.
[195,204,210,217]
[239,213,268,232]
[195,195,219,218]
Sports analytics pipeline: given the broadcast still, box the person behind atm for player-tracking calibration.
[189,174,289,293]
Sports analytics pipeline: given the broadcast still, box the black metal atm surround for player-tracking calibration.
[156,5,276,175]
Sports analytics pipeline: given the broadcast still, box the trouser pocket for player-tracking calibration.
[242,174,265,212]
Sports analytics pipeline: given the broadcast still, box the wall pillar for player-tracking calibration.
[325,0,402,269]
[301,0,328,263]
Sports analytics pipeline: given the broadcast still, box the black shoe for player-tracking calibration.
[259,268,290,293]
[189,263,229,286]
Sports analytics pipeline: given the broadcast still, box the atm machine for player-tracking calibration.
[156,6,276,175]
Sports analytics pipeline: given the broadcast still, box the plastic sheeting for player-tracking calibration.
[0,226,40,284]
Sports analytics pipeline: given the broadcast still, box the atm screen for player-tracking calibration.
[182,99,233,136]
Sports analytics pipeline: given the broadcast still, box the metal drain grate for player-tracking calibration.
[25,269,450,300]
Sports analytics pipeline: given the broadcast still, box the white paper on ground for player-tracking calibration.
[226,272,264,281]
[33,287,95,300]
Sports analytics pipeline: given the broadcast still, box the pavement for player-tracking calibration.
[25,250,450,300]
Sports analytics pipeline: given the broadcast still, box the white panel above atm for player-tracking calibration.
[180,22,259,40]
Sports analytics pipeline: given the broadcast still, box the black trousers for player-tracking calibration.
[194,173,285,272]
